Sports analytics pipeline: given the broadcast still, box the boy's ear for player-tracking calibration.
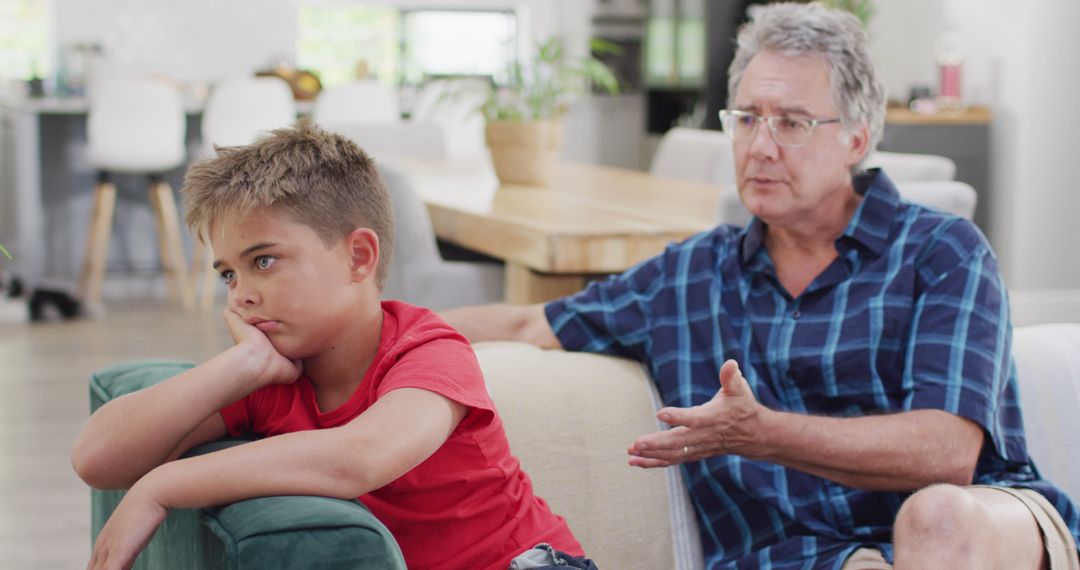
[344,228,380,283]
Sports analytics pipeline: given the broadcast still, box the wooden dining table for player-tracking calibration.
[379,156,728,304]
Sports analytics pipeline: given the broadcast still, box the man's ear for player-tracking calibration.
[845,121,871,167]
[344,228,380,284]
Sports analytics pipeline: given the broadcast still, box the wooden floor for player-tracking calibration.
[0,303,232,569]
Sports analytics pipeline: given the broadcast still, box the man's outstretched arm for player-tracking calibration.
[440,303,561,348]
[628,360,983,492]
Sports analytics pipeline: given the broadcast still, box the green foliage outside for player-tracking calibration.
[814,0,875,26]
[0,0,51,82]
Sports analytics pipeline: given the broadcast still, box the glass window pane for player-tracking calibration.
[297,5,400,87]
[0,0,52,83]
[401,10,516,85]
[677,17,705,84]
[645,16,676,85]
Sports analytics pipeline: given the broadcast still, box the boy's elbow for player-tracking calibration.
[71,449,106,489]
[70,442,133,490]
[322,456,381,499]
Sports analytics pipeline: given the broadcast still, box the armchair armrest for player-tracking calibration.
[87,361,406,570]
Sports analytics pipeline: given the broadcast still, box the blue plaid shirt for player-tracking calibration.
[546,171,1080,569]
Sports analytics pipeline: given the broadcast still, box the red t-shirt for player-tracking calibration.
[219,300,581,569]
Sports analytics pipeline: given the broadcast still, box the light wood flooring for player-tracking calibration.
[0,303,232,569]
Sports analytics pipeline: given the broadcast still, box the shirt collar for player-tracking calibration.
[738,168,900,265]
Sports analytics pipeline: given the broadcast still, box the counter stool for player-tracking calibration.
[189,77,296,310]
[81,77,193,310]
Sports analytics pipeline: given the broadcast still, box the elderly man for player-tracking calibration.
[443,3,1079,568]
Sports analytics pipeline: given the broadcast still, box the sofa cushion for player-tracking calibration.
[1013,323,1080,501]
[474,341,683,570]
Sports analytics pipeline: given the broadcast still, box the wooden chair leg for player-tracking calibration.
[190,238,219,311]
[199,245,218,311]
[78,181,117,303]
[147,183,175,303]
[189,237,205,295]
[149,181,194,311]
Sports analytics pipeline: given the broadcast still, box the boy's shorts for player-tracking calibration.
[508,543,598,570]
[842,486,1079,570]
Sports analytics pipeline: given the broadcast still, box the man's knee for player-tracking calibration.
[894,484,987,547]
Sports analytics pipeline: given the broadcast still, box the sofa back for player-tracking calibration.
[476,323,1080,567]
[475,341,690,569]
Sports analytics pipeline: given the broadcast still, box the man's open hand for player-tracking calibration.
[628,359,768,467]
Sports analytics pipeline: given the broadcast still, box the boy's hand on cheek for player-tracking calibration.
[223,309,303,386]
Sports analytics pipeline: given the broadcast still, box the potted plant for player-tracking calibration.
[480,37,620,186]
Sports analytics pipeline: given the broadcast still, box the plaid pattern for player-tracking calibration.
[546,171,1080,569]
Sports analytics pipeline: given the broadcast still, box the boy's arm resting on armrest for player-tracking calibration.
[90,388,465,569]
[440,303,561,349]
[153,387,466,505]
[71,344,271,490]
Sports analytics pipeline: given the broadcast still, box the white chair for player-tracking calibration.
[81,77,193,310]
[894,180,977,220]
[192,76,297,308]
[649,127,744,226]
[720,180,977,225]
[199,77,296,155]
[329,123,447,160]
[650,127,737,187]
[865,150,956,182]
[312,80,401,127]
[378,165,503,310]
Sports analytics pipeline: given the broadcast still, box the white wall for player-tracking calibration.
[870,0,1080,298]
[868,0,944,103]
[56,0,297,84]
[54,0,591,86]
[1003,0,1080,291]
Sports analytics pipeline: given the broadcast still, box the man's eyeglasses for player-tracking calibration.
[718,109,841,148]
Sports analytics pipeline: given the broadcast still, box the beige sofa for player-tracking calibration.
[476,323,1080,569]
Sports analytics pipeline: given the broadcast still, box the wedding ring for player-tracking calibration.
[682,445,689,457]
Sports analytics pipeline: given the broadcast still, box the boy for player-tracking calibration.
[71,121,588,569]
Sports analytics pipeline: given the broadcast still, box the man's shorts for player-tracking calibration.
[842,487,1079,570]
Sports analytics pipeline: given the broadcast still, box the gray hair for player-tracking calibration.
[727,2,886,170]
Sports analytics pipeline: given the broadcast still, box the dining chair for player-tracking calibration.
[312,80,401,127]
[650,127,736,186]
[711,179,977,227]
[192,76,297,309]
[894,180,977,220]
[378,164,503,310]
[865,150,956,182]
[328,123,447,160]
[81,76,193,310]
[198,76,296,157]
[649,127,744,225]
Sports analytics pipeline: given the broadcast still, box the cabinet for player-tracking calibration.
[643,0,706,133]
[879,106,993,239]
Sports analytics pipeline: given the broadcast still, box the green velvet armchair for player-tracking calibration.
[88,360,407,570]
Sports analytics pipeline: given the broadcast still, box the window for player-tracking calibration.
[0,0,52,84]
[401,10,516,85]
[297,6,516,88]
[296,5,400,88]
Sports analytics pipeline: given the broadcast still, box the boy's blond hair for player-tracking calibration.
[182,119,394,288]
